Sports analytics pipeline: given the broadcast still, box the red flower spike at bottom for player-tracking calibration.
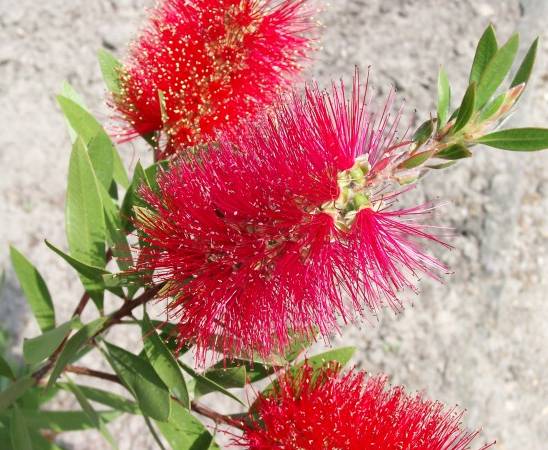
[238,365,494,450]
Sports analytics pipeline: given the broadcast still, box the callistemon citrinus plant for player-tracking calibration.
[2,5,547,448]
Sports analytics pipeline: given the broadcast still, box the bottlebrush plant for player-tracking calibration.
[1,0,547,447]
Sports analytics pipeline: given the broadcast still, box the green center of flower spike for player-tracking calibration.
[321,156,372,231]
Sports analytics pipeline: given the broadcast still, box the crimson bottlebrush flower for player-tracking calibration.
[238,364,493,450]
[134,72,449,361]
[112,0,315,157]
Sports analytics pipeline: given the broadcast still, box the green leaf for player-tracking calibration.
[21,409,120,432]
[47,318,107,389]
[476,33,520,109]
[0,356,14,381]
[156,400,220,450]
[66,138,106,268]
[211,359,275,384]
[511,37,539,88]
[399,150,435,170]
[479,93,506,122]
[98,49,122,95]
[57,383,140,414]
[58,93,129,189]
[141,314,189,408]
[98,183,133,272]
[437,67,451,129]
[23,320,76,366]
[10,405,33,450]
[470,24,498,84]
[412,119,434,148]
[104,342,171,421]
[436,143,472,160]
[179,363,244,405]
[65,378,118,449]
[0,376,34,412]
[9,247,55,332]
[121,161,148,233]
[194,367,247,398]
[453,82,477,133]
[44,240,124,299]
[477,127,548,151]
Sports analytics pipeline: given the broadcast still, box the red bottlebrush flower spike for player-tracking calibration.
[238,364,493,450]
[113,0,315,157]
[134,72,449,362]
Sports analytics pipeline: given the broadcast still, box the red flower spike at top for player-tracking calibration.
[113,0,315,157]
[238,364,493,450]
[135,72,450,362]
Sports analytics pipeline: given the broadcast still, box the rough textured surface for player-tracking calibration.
[1,0,547,449]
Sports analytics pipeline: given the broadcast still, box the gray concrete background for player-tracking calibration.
[1,0,547,449]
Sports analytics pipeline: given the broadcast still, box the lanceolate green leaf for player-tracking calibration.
[470,24,498,84]
[21,409,121,432]
[47,318,108,389]
[104,342,171,421]
[9,247,55,332]
[400,150,435,170]
[57,383,140,414]
[44,240,124,298]
[511,37,539,88]
[23,320,75,366]
[477,127,548,151]
[141,314,189,408]
[453,82,476,132]
[479,93,506,122]
[476,33,519,109]
[179,362,244,405]
[156,400,220,450]
[194,366,247,398]
[10,405,33,450]
[0,355,14,380]
[65,378,118,449]
[436,143,472,160]
[0,376,34,412]
[437,67,451,128]
[412,119,434,148]
[66,138,106,309]
[98,49,123,95]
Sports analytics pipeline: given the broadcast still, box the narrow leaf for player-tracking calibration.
[476,33,520,109]
[66,138,106,269]
[10,247,55,332]
[44,240,124,298]
[479,93,506,122]
[23,320,75,366]
[141,314,189,408]
[0,376,35,412]
[437,67,451,128]
[453,82,476,132]
[104,342,171,421]
[470,24,498,84]
[65,378,118,449]
[399,150,435,170]
[0,355,14,380]
[436,143,472,160]
[179,363,244,405]
[156,400,220,450]
[412,119,434,148]
[57,383,140,414]
[98,49,122,95]
[22,409,121,432]
[511,37,539,88]
[47,318,107,388]
[194,367,247,398]
[477,127,548,151]
[10,405,33,450]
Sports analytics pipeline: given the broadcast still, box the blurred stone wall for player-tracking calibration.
[1,0,547,448]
